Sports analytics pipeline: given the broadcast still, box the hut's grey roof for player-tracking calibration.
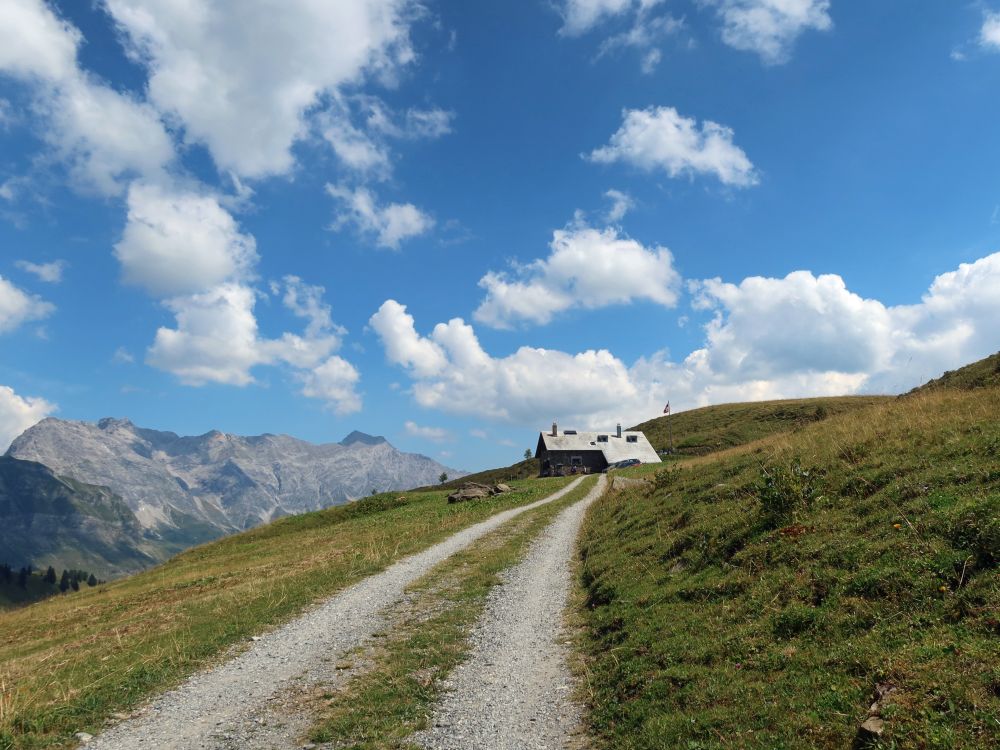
[537,430,661,465]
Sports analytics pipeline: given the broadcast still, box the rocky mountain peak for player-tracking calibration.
[7,417,463,559]
[340,430,388,447]
[97,417,135,431]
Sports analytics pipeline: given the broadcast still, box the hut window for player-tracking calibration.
[597,435,608,442]
[571,456,583,466]
[626,435,638,443]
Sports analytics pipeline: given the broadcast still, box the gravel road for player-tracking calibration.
[85,477,586,750]
[414,473,606,750]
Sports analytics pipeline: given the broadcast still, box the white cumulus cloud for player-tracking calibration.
[404,420,450,442]
[0,0,78,81]
[474,221,681,328]
[689,271,893,381]
[147,283,265,387]
[319,100,453,179]
[687,252,1000,397]
[104,0,421,178]
[0,384,56,452]
[39,76,175,195]
[0,0,174,195]
[369,300,449,378]
[298,357,362,415]
[15,259,66,283]
[558,0,683,72]
[711,0,832,64]
[327,184,434,249]
[147,277,362,414]
[115,182,258,297]
[604,189,635,222]
[876,251,1000,390]
[400,108,454,139]
[371,299,643,427]
[372,251,1000,430]
[588,106,758,187]
[560,0,635,35]
[1,2,376,417]
[320,110,393,178]
[0,275,54,333]
[110,181,359,411]
[981,11,1000,51]
[598,10,683,73]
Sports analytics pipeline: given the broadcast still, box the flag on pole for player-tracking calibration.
[663,402,670,415]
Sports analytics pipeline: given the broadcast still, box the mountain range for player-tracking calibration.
[2,418,462,576]
[0,455,157,578]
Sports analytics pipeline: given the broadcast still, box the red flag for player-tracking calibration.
[663,402,670,415]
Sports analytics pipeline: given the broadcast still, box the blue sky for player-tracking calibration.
[1,0,999,471]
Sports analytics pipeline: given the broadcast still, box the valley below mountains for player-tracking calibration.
[2,417,462,577]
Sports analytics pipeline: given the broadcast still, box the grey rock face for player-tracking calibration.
[7,418,462,542]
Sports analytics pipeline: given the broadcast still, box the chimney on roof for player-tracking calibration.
[551,422,558,436]
[616,423,622,438]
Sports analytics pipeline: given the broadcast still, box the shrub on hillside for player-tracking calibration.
[753,459,820,528]
[945,496,1000,570]
[771,602,818,638]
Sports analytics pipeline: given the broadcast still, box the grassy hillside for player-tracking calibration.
[631,396,891,456]
[0,476,571,750]
[578,387,999,748]
[909,350,1000,393]
[415,458,541,490]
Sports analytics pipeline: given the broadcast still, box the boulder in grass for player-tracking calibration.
[447,483,492,503]
[492,483,512,494]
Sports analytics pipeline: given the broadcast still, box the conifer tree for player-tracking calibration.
[59,570,70,592]
[88,573,98,587]
[44,566,57,584]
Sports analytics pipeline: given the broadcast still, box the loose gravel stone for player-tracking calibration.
[86,478,586,750]
[413,474,607,750]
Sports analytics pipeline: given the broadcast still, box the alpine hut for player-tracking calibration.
[534,422,660,476]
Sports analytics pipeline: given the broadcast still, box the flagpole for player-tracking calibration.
[663,401,673,455]
[668,402,673,454]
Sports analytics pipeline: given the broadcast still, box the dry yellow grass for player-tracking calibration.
[0,478,572,749]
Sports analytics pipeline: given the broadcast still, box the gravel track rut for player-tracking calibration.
[414,473,606,750]
[86,477,586,750]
